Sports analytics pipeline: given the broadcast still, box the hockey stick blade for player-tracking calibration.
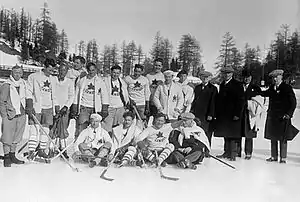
[158,167,179,181]
[100,169,114,181]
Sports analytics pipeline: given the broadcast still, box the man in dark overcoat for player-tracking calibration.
[261,69,297,163]
[191,71,218,155]
[214,66,245,161]
[237,69,262,160]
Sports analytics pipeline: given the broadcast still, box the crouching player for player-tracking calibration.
[168,112,210,169]
[111,111,142,167]
[135,112,183,167]
[72,114,114,167]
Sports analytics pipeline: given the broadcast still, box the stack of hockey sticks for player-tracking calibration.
[31,114,80,172]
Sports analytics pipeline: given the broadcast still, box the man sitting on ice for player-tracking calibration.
[72,114,114,168]
[168,112,210,169]
[111,111,142,167]
[135,112,183,167]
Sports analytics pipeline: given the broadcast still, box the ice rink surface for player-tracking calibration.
[0,90,300,202]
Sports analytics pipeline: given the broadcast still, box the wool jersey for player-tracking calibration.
[110,80,123,108]
[137,123,173,150]
[124,75,150,106]
[146,72,165,101]
[39,73,54,109]
[81,78,95,108]
[55,78,74,108]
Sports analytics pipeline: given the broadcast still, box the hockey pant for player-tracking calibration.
[28,125,50,152]
[78,142,112,165]
[169,149,204,165]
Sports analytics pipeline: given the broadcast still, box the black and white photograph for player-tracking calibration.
[0,0,300,201]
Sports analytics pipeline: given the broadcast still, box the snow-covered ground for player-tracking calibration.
[0,90,300,202]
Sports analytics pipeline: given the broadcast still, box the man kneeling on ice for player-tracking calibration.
[111,111,142,167]
[135,112,183,167]
[168,112,210,169]
[72,113,114,167]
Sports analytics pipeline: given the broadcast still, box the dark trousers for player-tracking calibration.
[149,102,158,117]
[271,140,287,159]
[237,138,253,156]
[224,138,238,158]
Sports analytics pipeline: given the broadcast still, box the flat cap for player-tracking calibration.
[199,71,213,77]
[269,69,284,77]
[90,113,102,121]
[163,70,174,76]
[220,65,234,73]
[180,112,195,120]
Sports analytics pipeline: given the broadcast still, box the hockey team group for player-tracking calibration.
[0,56,298,177]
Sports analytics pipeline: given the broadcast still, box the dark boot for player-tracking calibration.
[37,149,49,159]
[266,157,278,162]
[9,152,25,164]
[3,154,12,167]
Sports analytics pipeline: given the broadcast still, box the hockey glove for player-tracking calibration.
[69,104,78,119]
[25,99,35,117]
[144,101,150,117]
[100,104,109,119]
[59,106,68,116]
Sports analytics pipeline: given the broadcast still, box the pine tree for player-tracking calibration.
[86,40,93,62]
[178,34,202,76]
[78,40,86,56]
[91,39,99,63]
[136,44,144,64]
[110,43,119,65]
[150,31,164,61]
[215,32,236,70]
[59,29,68,54]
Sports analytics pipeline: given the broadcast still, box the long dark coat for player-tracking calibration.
[191,82,218,133]
[241,83,262,138]
[214,78,245,138]
[261,82,297,141]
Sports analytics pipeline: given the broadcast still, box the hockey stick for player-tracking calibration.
[17,142,28,154]
[31,114,80,172]
[100,151,120,181]
[207,153,236,170]
[51,138,76,161]
[132,105,148,129]
[154,151,179,181]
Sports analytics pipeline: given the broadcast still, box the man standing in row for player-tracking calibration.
[72,62,109,138]
[177,70,194,113]
[237,69,262,160]
[146,58,165,116]
[124,64,150,120]
[153,70,184,123]
[261,69,297,163]
[103,65,129,132]
[215,66,245,161]
[26,58,59,160]
[0,65,29,167]
[191,71,217,153]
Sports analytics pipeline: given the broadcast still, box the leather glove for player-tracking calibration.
[144,101,150,117]
[25,99,35,117]
[100,104,109,120]
[233,116,240,121]
[69,104,78,119]
[59,106,68,116]
[55,105,60,115]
